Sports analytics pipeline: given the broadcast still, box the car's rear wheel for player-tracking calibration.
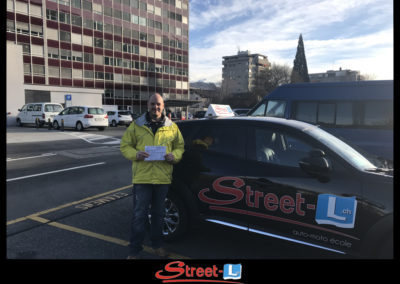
[112,120,117,127]
[16,118,23,127]
[76,121,84,131]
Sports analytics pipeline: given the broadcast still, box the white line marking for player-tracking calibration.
[6,162,106,182]
[7,153,57,162]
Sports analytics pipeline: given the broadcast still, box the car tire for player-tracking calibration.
[76,121,84,131]
[162,193,189,242]
[53,120,60,130]
[112,120,117,127]
[16,118,23,127]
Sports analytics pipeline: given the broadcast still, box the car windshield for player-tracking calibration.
[304,126,378,171]
[88,108,104,115]
[119,111,131,115]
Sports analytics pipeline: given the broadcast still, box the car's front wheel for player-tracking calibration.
[162,193,189,241]
[53,120,60,130]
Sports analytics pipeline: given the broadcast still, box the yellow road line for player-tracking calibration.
[6,185,132,226]
[28,215,190,259]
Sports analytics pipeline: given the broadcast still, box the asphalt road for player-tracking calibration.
[6,125,345,260]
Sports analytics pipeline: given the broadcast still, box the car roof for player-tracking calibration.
[177,116,318,131]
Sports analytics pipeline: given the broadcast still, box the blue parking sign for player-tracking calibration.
[65,94,71,100]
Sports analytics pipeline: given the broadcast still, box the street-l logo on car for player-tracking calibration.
[199,176,357,230]
[315,194,357,228]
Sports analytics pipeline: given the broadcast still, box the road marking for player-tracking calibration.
[6,162,106,182]
[62,132,121,145]
[7,153,57,162]
[7,184,132,226]
[7,184,190,259]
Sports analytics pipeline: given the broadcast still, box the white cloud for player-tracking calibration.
[189,0,393,82]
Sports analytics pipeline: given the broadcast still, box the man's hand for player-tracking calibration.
[164,153,175,163]
[136,151,150,161]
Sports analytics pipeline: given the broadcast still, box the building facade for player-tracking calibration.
[309,68,360,83]
[221,50,270,97]
[6,0,189,125]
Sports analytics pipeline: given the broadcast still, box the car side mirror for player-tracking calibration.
[18,109,21,112]
[299,149,332,182]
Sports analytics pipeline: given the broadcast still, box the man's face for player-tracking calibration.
[148,94,164,119]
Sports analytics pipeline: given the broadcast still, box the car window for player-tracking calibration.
[45,104,63,112]
[33,104,42,111]
[107,111,116,115]
[189,125,246,159]
[250,101,266,116]
[27,105,34,111]
[88,108,104,114]
[266,100,286,117]
[69,107,79,114]
[20,105,27,111]
[119,111,130,115]
[60,108,70,115]
[253,127,313,167]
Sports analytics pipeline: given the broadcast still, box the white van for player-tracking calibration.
[16,102,64,127]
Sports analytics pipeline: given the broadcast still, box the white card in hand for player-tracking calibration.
[144,146,166,161]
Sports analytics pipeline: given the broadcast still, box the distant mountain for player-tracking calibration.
[190,81,218,90]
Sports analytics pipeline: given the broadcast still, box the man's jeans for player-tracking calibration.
[129,184,169,255]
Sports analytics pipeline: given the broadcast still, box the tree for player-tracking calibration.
[253,63,292,98]
[291,34,310,83]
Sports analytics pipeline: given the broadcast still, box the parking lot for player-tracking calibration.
[6,125,346,259]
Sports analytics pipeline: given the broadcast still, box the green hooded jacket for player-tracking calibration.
[120,113,185,185]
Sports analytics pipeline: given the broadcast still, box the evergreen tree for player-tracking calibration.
[291,34,310,83]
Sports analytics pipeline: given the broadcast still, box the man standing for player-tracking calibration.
[120,93,185,259]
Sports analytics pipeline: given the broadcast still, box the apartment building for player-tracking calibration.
[6,0,189,125]
[221,50,270,97]
[309,68,360,83]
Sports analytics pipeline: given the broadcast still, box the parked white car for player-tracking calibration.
[53,106,108,131]
[107,110,133,127]
[16,102,64,127]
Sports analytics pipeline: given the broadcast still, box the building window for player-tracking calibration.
[94,54,103,65]
[114,41,122,52]
[104,56,114,66]
[104,39,113,50]
[60,49,72,60]
[84,53,93,63]
[83,35,93,46]
[16,22,29,35]
[84,70,94,79]
[59,11,71,24]
[72,69,83,78]
[48,47,59,59]
[47,28,59,40]
[139,17,146,26]
[24,63,31,74]
[46,9,58,21]
[94,38,103,48]
[94,21,103,31]
[72,15,82,27]
[93,3,102,15]
[61,68,72,78]
[16,1,28,14]
[71,0,81,9]
[60,31,71,42]
[95,72,104,80]
[59,0,71,6]
[114,9,122,19]
[72,51,83,62]
[71,33,82,45]
[104,7,113,17]
[82,0,92,11]
[6,19,15,32]
[114,25,122,35]
[104,23,113,34]
[30,5,43,18]
[49,66,60,77]
[83,18,93,29]
[32,64,45,76]
[31,45,44,57]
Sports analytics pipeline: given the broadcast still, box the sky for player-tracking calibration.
[188,0,393,83]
